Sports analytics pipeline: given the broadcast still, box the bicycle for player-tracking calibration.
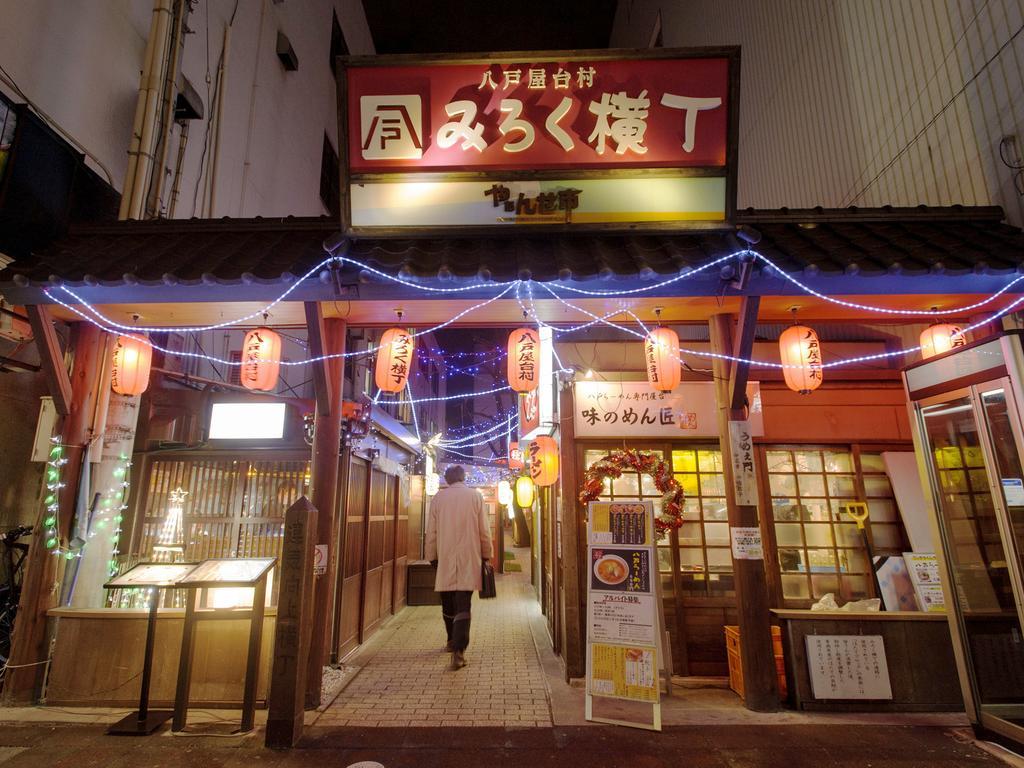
[0,525,32,670]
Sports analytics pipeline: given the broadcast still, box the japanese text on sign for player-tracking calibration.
[728,420,758,506]
[347,57,731,173]
[806,635,892,700]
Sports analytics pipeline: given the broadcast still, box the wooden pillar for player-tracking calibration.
[709,306,778,712]
[304,307,345,708]
[557,382,585,679]
[266,497,317,748]
[3,322,105,704]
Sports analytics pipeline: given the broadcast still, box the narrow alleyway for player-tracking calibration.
[316,565,552,728]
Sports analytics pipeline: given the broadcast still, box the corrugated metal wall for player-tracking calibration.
[612,1,1024,225]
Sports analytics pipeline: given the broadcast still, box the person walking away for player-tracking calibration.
[425,465,493,670]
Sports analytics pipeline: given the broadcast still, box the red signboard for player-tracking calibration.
[520,388,541,435]
[346,56,730,174]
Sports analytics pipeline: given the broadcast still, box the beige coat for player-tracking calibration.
[425,482,493,592]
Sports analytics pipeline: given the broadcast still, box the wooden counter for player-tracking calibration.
[771,609,963,712]
[46,607,276,708]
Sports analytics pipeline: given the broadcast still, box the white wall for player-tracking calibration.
[0,0,375,217]
[612,0,1024,226]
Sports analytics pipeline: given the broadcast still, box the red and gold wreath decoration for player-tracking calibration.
[579,449,685,535]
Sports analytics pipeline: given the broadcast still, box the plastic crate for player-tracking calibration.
[724,625,787,700]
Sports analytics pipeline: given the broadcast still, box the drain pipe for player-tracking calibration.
[121,0,173,219]
[119,0,168,217]
[205,21,232,217]
[147,0,189,218]
[167,119,189,218]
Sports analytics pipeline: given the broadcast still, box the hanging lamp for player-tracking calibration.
[644,308,681,392]
[779,309,823,394]
[375,311,415,393]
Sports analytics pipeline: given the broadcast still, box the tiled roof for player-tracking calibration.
[2,206,1022,289]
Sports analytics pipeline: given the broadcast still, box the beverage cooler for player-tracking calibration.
[904,332,1024,746]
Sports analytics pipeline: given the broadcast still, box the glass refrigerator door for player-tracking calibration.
[919,382,1024,735]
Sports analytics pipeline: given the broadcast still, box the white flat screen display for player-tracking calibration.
[209,402,286,440]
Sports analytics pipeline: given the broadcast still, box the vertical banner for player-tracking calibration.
[585,500,662,730]
[727,419,758,506]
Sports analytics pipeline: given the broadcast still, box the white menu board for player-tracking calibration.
[806,635,892,700]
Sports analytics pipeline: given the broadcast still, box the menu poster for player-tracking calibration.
[589,643,658,702]
[904,552,946,613]
[591,548,650,593]
[586,499,662,730]
[590,593,657,645]
[589,501,650,546]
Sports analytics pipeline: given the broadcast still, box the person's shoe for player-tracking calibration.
[450,651,466,670]
[443,641,456,652]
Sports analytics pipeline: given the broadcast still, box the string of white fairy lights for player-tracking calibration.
[38,247,1024,385]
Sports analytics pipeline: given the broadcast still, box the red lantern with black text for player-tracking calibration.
[508,327,540,393]
[644,326,681,392]
[529,435,559,487]
[779,324,823,394]
[920,323,966,359]
[240,327,282,392]
[375,327,415,393]
[111,333,153,396]
[508,441,524,470]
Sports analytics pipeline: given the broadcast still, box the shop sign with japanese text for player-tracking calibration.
[573,380,763,438]
[340,50,738,231]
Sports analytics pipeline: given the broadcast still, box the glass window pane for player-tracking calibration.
[613,473,639,497]
[682,499,701,520]
[800,475,826,497]
[640,473,658,496]
[700,473,725,496]
[677,473,699,496]
[794,451,823,473]
[823,451,853,472]
[782,574,810,599]
[838,548,868,573]
[840,575,869,600]
[939,470,968,492]
[802,499,831,522]
[836,523,861,547]
[601,477,612,497]
[827,474,857,497]
[963,446,984,467]
[871,524,901,549]
[811,574,840,598]
[968,469,989,492]
[779,549,805,572]
[805,524,834,547]
[698,450,723,472]
[772,498,802,521]
[864,476,893,497]
[860,453,886,472]
[584,450,607,469]
[706,548,732,571]
[807,548,836,571]
[774,523,803,546]
[702,498,728,521]
[679,548,704,571]
[769,474,797,496]
[657,547,673,573]
[672,450,697,472]
[680,522,702,546]
[704,522,729,546]
[766,451,794,472]
[868,499,897,522]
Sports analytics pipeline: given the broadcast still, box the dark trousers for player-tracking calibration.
[440,590,473,652]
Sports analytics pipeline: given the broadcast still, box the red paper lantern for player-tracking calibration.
[644,327,681,392]
[508,327,541,393]
[110,332,153,396]
[240,327,282,392]
[920,323,966,359]
[529,435,559,487]
[508,441,524,470]
[779,324,823,394]
[375,327,415,393]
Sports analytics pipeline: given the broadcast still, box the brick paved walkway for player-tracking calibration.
[317,569,553,728]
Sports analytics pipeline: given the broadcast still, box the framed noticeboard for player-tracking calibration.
[585,500,664,731]
[176,557,276,586]
[104,562,198,589]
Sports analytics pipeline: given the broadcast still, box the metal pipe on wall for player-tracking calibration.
[118,0,167,217]
[205,23,232,217]
[147,0,189,218]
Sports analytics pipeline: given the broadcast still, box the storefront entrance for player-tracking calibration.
[907,335,1024,745]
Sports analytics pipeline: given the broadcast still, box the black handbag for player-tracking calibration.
[480,560,497,599]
